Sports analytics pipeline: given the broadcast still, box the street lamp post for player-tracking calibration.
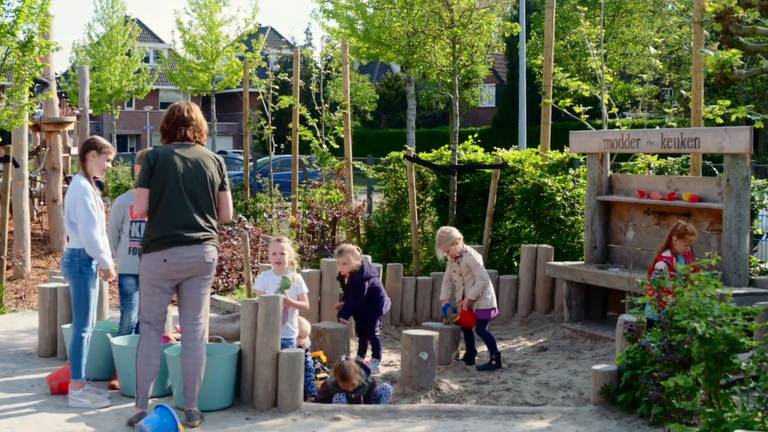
[143,105,153,149]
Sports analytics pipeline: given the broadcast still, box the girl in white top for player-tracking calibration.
[61,136,116,409]
[253,236,310,348]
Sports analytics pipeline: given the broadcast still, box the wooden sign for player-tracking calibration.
[570,126,752,154]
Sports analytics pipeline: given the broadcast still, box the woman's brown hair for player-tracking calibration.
[648,220,698,275]
[159,101,208,145]
[78,135,114,190]
[333,357,363,388]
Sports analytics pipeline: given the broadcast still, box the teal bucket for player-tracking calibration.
[109,334,173,398]
[164,340,240,411]
[136,403,182,432]
[61,320,119,380]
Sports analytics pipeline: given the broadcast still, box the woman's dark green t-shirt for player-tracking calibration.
[136,143,229,254]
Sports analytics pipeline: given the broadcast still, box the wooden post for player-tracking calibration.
[310,321,350,365]
[400,329,438,391]
[401,276,416,326]
[243,57,251,197]
[96,279,109,321]
[0,145,12,285]
[406,149,421,275]
[534,245,555,314]
[591,364,618,405]
[11,102,31,279]
[239,299,258,405]
[498,275,519,322]
[430,272,445,322]
[539,0,557,153]
[258,263,272,274]
[722,154,751,287]
[320,258,338,322]
[56,283,72,360]
[277,348,304,413]
[241,229,253,296]
[517,245,538,318]
[690,0,704,176]
[341,41,354,207]
[585,154,610,264]
[421,322,460,366]
[291,48,301,218]
[615,314,638,360]
[563,280,588,322]
[415,276,432,324]
[47,269,62,281]
[554,279,565,320]
[78,64,90,140]
[37,283,59,357]
[62,132,72,177]
[254,294,282,411]
[385,263,403,327]
[482,166,501,263]
[300,269,321,323]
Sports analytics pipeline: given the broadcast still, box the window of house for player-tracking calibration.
[116,134,140,153]
[479,84,496,108]
[125,97,135,110]
[159,90,183,110]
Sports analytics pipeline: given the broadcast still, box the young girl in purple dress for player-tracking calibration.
[436,226,501,371]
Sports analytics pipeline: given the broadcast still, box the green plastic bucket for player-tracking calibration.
[61,320,119,380]
[164,339,240,411]
[109,334,173,398]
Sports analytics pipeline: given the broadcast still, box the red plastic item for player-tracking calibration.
[47,364,71,395]
[635,189,648,199]
[649,191,663,200]
[454,309,477,329]
[683,193,701,203]
[662,192,678,201]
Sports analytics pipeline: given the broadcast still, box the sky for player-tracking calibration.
[50,0,322,72]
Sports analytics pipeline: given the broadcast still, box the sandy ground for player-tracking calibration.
[0,310,663,431]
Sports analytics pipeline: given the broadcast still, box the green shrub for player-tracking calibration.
[104,162,134,200]
[364,142,585,274]
[615,257,768,430]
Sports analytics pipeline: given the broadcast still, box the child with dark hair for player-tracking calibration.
[315,357,393,405]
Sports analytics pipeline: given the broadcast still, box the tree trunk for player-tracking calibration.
[42,26,65,253]
[211,92,218,152]
[599,0,608,129]
[406,73,417,150]
[12,116,31,279]
[111,111,117,147]
[448,70,460,226]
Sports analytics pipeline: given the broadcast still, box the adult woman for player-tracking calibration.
[129,101,232,428]
[62,136,117,409]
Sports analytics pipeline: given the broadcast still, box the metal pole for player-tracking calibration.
[518,0,527,150]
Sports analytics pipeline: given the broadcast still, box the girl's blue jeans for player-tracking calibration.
[117,274,140,336]
[61,248,99,381]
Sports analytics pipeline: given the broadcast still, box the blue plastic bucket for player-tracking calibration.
[109,334,173,398]
[136,403,183,432]
[164,340,240,411]
[61,320,119,380]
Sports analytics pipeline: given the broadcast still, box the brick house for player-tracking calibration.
[461,53,508,127]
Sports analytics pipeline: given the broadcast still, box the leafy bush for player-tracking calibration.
[364,142,585,274]
[104,162,134,200]
[615,154,690,176]
[615,257,768,430]
[212,219,264,296]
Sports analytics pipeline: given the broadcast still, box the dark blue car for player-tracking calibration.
[227,154,321,195]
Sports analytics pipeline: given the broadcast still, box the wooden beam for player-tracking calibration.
[243,57,251,197]
[539,0,556,153]
[570,127,752,154]
[584,154,609,263]
[341,41,354,206]
[406,149,420,276]
[722,154,751,287]
[0,145,12,285]
[690,0,705,176]
[291,48,300,218]
[482,165,501,263]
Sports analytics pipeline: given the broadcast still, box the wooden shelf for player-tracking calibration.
[596,195,723,210]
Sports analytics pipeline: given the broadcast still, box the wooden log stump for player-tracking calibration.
[554,279,565,320]
[320,258,339,322]
[38,283,60,357]
[49,275,66,284]
[257,263,272,274]
[310,321,350,365]
[615,314,638,360]
[421,322,460,366]
[563,280,588,322]
[400,329,438,391]
[415,277,432,324]
[254,294,282,411]
[301,269,321,323]
[430,272,444,322]
[239,299,258,405]
[47,269,62,282]
[517,245,538,318]
[164,305,179,335]
[385,263,403,327]
[487,269,499,300]
[96,278,110,321]
[591,364,618,405]
[755,301,768,344]
[56,283,72,360]
[277,348,304,413]
[498,275,518,322]
[534,245,555,314]
[401,277,416,326]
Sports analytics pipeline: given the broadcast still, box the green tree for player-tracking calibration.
[0,0,53,134]
[62,0,153,146]
[167,0,257,152]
